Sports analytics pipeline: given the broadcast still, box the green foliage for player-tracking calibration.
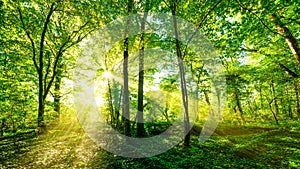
[1,112,299,168]
[0,0,299,168]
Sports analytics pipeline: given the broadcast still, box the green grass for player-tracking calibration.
[0,112,299,168]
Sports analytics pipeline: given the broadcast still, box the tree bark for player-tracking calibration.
[164,100,170,123]
[37,3,55,129]
[278,63,299,78]
[53,65,62,116]
[272,14,300,64]
[295,81,300,117]
[258,84,264,109]
[285,87,292,118]
[137,4,148,137]
[107,79,115,125]
[38,70,45,129]
[1,119,5,137]
[123,0,133,136]
[268,99,279,125]
[235,90,245,124]
[123,38,130,136]
[18,2,93,130]
[171,3,190,147]
[112,84,123,129]
[270,79,279,115]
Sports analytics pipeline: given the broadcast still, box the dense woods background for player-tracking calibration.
[0,0,299,168]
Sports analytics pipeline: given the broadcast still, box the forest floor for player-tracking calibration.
[0,112,299,169]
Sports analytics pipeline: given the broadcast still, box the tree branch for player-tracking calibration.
[162,0,171,9]
[271,14,300,64]
[43,27,94,99]
[43,42,66,100]
[182,0,223,58]
[39,2,56,76]
[236,0,280,35]
[17,7,39,72]
[44,51,51,93]
[278,63,299,78]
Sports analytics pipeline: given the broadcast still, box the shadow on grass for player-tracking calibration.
[1,112,299,168]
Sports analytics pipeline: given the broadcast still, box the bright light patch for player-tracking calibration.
[102,71,112,79]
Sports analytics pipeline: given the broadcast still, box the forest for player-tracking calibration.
[0,0,299,168]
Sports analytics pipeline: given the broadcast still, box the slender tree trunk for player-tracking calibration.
[203,89,215,116]
[53,66,62,116]
[107,79,115,125]
[217,91,221,118]
[285,88,292,118]
[280,92,287,117]
[171,4,190,147]
[1,119,5,137]
[38,68,44,129]
[123,0,133,136]
[116,86,123,128]
[288,104,292,118]
[247,100,255,116]
[268,99,279,125]
[233,105,237,114]
[258,84,264,109]
[235,90,245,123]
[294,82,300,117]
[270,79,279,115]
[164,101,170,123]
[137,6,148,137]
[204,90,210,106]
[252,98,258,112]
[1,57,7,136]
[161,93,170,123]
[36,3,55,130]
[112,84,123,128]
[265,85,279,124]
[123,40,130,136]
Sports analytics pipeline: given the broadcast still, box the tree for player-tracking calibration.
[123,0,134,136]
[136,0,150,137]
[166,0,190,146]
[6,0,97,129]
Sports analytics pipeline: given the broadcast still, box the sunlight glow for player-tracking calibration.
[102,71,112,79]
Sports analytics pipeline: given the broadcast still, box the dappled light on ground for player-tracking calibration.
[1,112,299,168]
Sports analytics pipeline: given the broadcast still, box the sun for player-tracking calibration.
[102,71,112,79]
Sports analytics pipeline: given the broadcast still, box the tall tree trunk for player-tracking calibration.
[115,86,123,128]
[164,99,170,123]
[270,79,279,115]
[285,87,292,118]
[137,4,148,137]
[257,83,264,109]
[53,66,62,116]
[268,99,279,125]
[38,67,44,129]
[295,81,300,117]
[247,100,255,116]
[22,3,55,130]
[1,119,5,137]
[123,39,130,136]
[171,4,190,147]
[266,83,279,125]
[107,79,115,125]
[104,55,115,125]
[18,2,90,130]
[123,0,133,136]
[235,90,245,123]
[204,90,214,116]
